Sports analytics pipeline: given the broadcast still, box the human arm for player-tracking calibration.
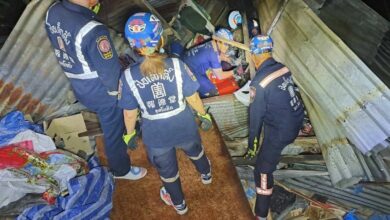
[179,59,213,131]
[118,76,140,149]
[85,24,121,94]
[212,67,234,80]
[245,84,266,158]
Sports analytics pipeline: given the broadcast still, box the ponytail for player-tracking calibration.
[138,37,167,76]
[140,53,167,76]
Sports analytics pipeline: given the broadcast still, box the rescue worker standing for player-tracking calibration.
[182,28,242,98]
[45,0,146,180]
[120,13,212,215]
[245,35,304,219]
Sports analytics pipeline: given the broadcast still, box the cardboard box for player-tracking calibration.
[46,113,94,156]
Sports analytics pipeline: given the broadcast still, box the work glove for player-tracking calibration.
[197,112,212,131]
[122,130,137,150]
[244,137,259,159]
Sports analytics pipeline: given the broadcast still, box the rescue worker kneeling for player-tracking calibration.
[119,12,213,215]
[181,28,243,98]
[245,35,304,219]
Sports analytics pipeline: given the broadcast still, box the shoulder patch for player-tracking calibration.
[250,86,256,104]
[97,35,113,59]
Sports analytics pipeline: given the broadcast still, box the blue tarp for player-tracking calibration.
[0,111,43,146]
[344,210,390,220]
[17,157,114,220]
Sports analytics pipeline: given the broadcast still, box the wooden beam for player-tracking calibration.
[241,12,256,79]
[142,0,181,40]
[212,35,250,51]
[232,154,325,166]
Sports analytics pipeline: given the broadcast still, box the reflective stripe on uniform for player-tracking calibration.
[64,71,98,79]
[256,173,273,195]
[259,67,289,88]
[160,172,179,183]
[45,3,58,25]
[74,21,101,79]
[188,148,205,161]
[123,58,186,120]
[256,187,273,195]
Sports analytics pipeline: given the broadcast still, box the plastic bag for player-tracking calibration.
[0,111,43,146]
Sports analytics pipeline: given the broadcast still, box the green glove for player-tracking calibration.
[244,137,259,159]
[123,130,137,150]
[197,112,212,131]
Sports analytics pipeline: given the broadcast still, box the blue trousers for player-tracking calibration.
[147,140,210,205]
[97,105,130,176]
[254,120,302,217]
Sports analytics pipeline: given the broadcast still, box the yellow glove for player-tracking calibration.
[122,130,137,150]
[197,112,212,131]
[244,137,259,159]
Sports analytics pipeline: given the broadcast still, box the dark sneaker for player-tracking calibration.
[159,187,188,215]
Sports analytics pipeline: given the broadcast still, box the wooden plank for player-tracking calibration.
[241,11,256,79]
[211,35,250,51]
[142,0,181,40]
[232,154,324,166]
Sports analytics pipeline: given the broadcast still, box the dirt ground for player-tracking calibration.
[96,122,254,220]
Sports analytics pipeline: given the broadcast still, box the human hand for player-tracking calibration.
[197,112,212,131]
[123,130,137,150]
[244,137,259,159]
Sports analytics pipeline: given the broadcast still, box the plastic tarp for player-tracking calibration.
[17,157,114,220]
[0,111,43,146]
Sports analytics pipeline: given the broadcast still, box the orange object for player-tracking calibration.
[207,69,239,95]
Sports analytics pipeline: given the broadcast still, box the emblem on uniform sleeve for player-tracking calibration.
[250,86,256,103]
[97,36,113,59]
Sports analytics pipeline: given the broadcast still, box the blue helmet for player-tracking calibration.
[124,12,163,49]
[215,28,233,41]
[250,35,273,54]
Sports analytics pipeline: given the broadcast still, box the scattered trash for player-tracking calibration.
[17,157,114,220]
[46,113,95,157]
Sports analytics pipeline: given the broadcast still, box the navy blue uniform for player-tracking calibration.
[249,58,304,217]
[45,0,130,175]
[119,57,210,205]
[182,41,221,98]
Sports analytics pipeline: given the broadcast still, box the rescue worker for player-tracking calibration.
[245,35,304,219]
[182,28,243,98]
[120,12,213,215]
[45,0,146,180]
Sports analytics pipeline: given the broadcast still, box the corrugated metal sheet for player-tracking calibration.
[254,0,390,186]
[98,0,181,33]
[0,0,129,121]
[303,0,390,88]
[256,0,390,155]
[280,176,390,215]
[203,94,248,140]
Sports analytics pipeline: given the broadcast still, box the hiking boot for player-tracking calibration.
[114,166,147,180]
[159,186,188,215]
[201,172,212,184]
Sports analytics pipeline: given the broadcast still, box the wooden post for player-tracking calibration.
[142,0,181,40]
[212,35,250,51]
[242,12,256,79]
